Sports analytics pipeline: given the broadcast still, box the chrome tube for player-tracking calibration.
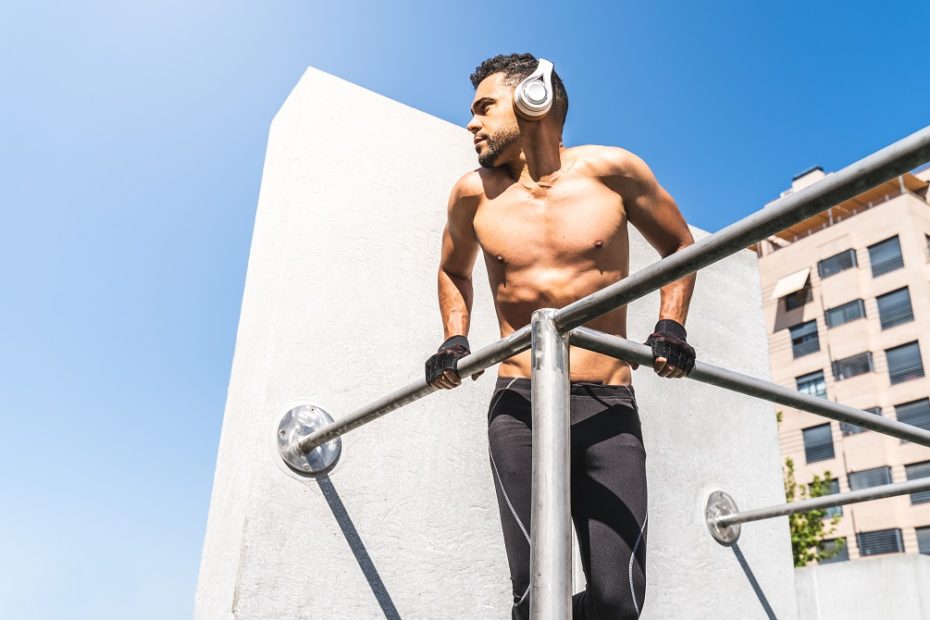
[297,325,532,452]
[293,125,930,458]
[553,126,930,333]
[568,327,930,448]
[529,309,572,620]
[570,327,930,448]
[715,477,930,527]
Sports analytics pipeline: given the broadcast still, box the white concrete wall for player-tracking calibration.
[195,66,798,619]
[795,554,930,619]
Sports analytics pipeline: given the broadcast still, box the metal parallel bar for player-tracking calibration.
[715,477,930,527]
[552,126,930,333]
[296,125,930,454]
[529,309,572,620]
[298,325,532,452]
[568,327,930,448]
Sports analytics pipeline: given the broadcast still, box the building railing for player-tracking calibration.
[275,125,930,619]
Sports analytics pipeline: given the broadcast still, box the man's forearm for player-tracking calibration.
[658,272,696,326]
[654,237,696,326]
[438,270,473,338]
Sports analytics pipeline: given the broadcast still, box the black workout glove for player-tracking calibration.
[642,319,695,378]
[425,335,484,388]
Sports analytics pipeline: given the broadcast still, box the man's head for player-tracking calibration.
[467,53,569,168]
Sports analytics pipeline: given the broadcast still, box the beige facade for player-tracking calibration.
[756,165,930,563]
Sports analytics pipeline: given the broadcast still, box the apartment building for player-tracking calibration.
[755,163,930,564]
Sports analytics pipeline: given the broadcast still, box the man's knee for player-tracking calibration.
[585,587,642,620]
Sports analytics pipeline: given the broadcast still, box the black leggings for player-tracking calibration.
[487,377,648,620]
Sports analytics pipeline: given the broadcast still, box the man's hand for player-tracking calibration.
[632,319,695,379]
[425,335,485,389]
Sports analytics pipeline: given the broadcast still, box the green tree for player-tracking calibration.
[777,411,846,567]
[783,456,845,566]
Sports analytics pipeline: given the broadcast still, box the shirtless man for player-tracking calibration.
[424,54,696,619]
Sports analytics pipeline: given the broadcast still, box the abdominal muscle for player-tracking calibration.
[491,273,634,386]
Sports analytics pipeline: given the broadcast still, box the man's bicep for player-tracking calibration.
[439,178,480,279]
[620,155,693,257]
[440,224,479,279]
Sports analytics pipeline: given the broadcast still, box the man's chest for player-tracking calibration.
[472,174,628,267]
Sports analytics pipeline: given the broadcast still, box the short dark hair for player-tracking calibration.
[469,53,568,129]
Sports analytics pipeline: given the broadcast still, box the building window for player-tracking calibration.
[857,528,904,556]
[868,236,904,277]
[886,341,925,384]
[832,352,873,381]
[789,320,820,358]
[803,423,835,463]
[876,287,914,329]
[848,466,892,490]
[905,461,930,504]
[817,249,858,279]
[785,285,813,311]
[896,398,930,431]
[825,299,866,329]
[918,527,930,555]
[818,537,849,564]
[797,370,827,398]
[840,406,882,436]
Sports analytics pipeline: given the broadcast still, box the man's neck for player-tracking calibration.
[505,126,563,189]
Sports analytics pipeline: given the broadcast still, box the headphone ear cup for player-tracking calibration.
[514,58,554,120]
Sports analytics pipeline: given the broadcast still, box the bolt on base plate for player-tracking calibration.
[277,404,342,477]
[705,490,741,546]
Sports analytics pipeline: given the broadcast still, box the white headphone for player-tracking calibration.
[513,58,554,120]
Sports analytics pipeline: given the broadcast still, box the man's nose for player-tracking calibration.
[466,116,481,134]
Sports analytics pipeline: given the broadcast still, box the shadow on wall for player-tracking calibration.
[317,475,401,620]
[732,541,778,619]
[317,473,778,620]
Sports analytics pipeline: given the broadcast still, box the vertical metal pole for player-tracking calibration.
[529,308,572,619]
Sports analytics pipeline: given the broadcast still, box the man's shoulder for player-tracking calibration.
[446,170,488,221]
[568,145,650,180]
[450,169,492,200]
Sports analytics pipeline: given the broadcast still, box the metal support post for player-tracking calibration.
[529,309,572,620]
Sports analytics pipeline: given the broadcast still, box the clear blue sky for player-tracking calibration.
[1,1,927,617]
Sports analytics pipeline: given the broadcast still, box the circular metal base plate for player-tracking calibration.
[705,490,741,546]
[277,404,342,477]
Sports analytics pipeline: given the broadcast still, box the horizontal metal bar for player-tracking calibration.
[295,126,930,455]
[716,477,930,527]
[567,327,930,448]
[553,126,930,333]
[297,326,532,452]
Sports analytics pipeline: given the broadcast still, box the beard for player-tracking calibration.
[477,125,519,168]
